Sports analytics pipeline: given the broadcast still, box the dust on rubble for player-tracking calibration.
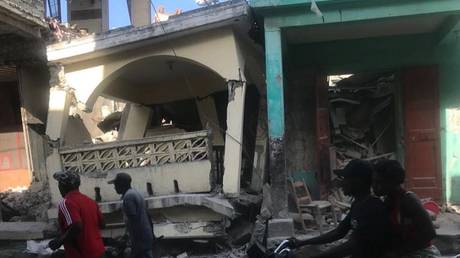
[0,182,51,222]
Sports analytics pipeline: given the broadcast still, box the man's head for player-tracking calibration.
[373,159,405,196]
[108,172,132,195]
[334,159,373,197]
[53,171,81,197]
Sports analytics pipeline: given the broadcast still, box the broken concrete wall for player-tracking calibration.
[0,37,46,66]
[18,64,50,124]
[2,0,45,22]
[18,64,50,183]
[118,103,152,141]
[63,115,92,145]
[49,160,212,207]
[82,97,125,137]
[241,85,261,188]
[250,98,268,192]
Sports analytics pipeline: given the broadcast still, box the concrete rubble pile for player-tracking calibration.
[329,73,397,169]
[0,182,51,222]
[46,17,89,43]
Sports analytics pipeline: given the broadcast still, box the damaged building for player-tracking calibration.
[45,0,267,240]
[0,1,49,195]
[251,0,460,240]
[3,0,460,256]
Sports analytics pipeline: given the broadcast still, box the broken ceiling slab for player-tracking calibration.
[0,222,49,240]
[98,194,236,218]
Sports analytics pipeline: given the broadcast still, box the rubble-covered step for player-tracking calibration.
[0,222,49,240]
[434,213,460,256]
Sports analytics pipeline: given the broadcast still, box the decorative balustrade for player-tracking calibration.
[59,131,210,178]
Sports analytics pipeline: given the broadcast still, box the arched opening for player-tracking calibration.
[59,55,236,199]
[63,55,228,146]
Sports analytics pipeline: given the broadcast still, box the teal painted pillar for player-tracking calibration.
[265,26,288,218]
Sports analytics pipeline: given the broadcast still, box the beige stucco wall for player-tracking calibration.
[61,28,242,110]
[50,160,212,205]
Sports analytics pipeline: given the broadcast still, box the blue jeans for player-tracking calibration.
[133,249,154,258]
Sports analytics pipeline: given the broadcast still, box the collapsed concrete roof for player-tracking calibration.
[47,0,251,64]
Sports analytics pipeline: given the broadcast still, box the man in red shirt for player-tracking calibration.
[49,171,106,258]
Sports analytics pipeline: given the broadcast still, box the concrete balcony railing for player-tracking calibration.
[59,131,210,178]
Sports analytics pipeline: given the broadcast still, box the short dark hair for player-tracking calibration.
[335,159,374,186]
[374,159,405,185]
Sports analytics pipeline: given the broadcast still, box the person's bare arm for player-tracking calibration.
[296,215,351,247]
[49,222,83,250]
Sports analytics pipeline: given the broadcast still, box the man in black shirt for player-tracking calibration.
[290,159,390,258]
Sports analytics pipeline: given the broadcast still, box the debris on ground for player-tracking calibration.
[0,182,51,222]
[433,212,460,256]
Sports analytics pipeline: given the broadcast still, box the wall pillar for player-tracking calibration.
[129,0,151,27]
[223,80,246,195]
[264,27,294,244]
[265,27,288,219]
[45,64,73,205]
[118,103,152,141]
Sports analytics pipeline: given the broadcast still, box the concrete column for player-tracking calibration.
[46,87,72,142]
[45,64,73,205]
[129,0,151,27]
[118,103,152,140]
[223,80,246,195]
[265,27,288,219]
[264,27,294,244]
[197,96,224,146]
[67,0,108,33]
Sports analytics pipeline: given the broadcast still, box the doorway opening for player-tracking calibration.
[0,66,31,192]
[327,72,401,171]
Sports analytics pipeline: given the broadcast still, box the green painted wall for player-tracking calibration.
[437,35,460,204]
[255,0,460,203]
[289,33,437,74]
[285,32,460,203]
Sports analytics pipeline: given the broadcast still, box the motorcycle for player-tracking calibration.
[247,239,295,258]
